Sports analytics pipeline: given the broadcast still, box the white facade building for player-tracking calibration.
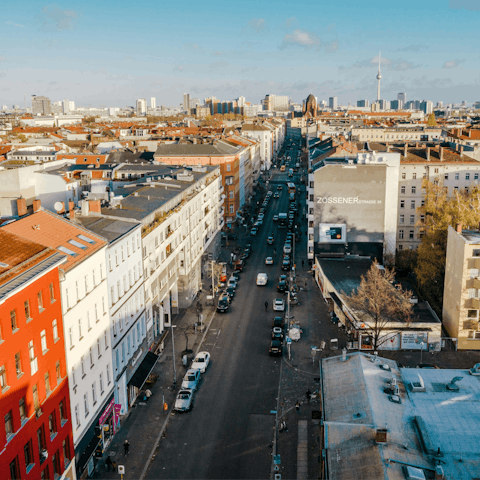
[150,97,156,110]
[136,98,147,116]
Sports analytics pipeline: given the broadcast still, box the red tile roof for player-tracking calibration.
[1,210,107,272]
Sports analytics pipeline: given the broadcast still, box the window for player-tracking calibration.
[226,163,231,172]
[410,215,415,224]
[33,384,39,410]
[84,275,89,294]
[0,364,7,391]
[466,173,470,180]
[400,186,405,194]
[68,327,74,349]
[400,200,405,209]
[410,200,415,209]
[434,168,439,174]
[412,173,417,179]
[56,360,61,381]
[455,173,459,180]
[104,330,108,349]
[107,364,111,384]
[49,283,55,303]
[52,450,61,478]
[75,405,80,428]
[475,173,479,180]
[99,373,104,394]
[229,205,234,214]
[29,341,38,375]
[25,300,31,321]
[399,215,404,224]
[411,186,416,194]
[41,330,47,353]
[95,303,99,322]
[37,290,44,312]
[444,174,449,180]
[229,191,234,199]
[87,311,92,331]
[9,456,20,480]
[84,393,89,416]
[78,318,83,339]
[468,331,480,339]
[409,230,414,239]
[121,245,125,261]
[24,440,34,469]
[97,338,101,358]
[92,382,97,405]
[19,397,26,423]
[89,347,94,368]
[399,230,404,239]
[62,438,70,464]
[401,173,406,179]
[115,250,119,266]
[75,281,80,302]
[11,309,18,332]
[5,410,14,438]
[15,352,22,377]
[45,372,50,395]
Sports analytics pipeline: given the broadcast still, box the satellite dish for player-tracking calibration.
[54,202,63,213]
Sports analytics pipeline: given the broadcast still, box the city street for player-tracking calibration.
[144,142,311,479]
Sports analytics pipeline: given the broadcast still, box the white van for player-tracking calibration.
[256,273,268,286]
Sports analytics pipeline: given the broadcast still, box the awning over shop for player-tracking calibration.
[128,351,159,389]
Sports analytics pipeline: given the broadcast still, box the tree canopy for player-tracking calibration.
[346,261,413,351]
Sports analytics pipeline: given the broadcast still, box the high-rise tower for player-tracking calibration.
[376,52,382,102]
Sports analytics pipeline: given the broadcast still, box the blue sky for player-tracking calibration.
[1,0,479,108]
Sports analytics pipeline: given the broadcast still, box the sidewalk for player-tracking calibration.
[92,287,218,480]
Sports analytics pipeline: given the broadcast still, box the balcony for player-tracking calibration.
[472,257,480,269]
[465,298,480,309]
[467,278,480,290]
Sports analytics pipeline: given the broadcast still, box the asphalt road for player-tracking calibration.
[145,155,305,479]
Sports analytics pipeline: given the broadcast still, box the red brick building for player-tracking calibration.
[0,231,75,480]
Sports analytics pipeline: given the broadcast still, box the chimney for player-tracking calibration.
[415,141,419,148]
[69,201,75,220]
[81,200,89,216]
[426,147,431,162]
[403,143,408,157]
[16,198,27,217]
[440,147,444,162]
[456,223,463,233]
[375,428,388,444]
[33,199,41,213]
[88,199,101,213]
[460,146,464,156]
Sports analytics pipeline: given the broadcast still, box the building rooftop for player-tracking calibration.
[1,210,107,272]
[154,140,241,157]
[74,215,141,244]
[460,229,480,244]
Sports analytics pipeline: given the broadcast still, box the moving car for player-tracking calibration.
[256,273,268,285]
[274,192,280,198]
[244,245,252,257]
[265,257,274,265]
[282,258,291,271]
[174,389,194,412]
[267,236,274,245]
[269,340,283,356]
[277,279,287,293]
[273,298,285,311]
[191,351,210,373]
[277,185,283,190]
[250,227,258,236]
[181,369,201,391]
[273,215,278,222]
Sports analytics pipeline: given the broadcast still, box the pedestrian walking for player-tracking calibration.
[105,456,113,471]
[306,389,312,404]
[295,400,300,413]
[145,389,152,402]
[124,440,130,456]
[182,354,188,368]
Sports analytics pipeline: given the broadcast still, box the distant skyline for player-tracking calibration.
[1,0,479,107]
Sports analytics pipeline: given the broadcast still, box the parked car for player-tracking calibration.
[273,298,285,311]
[250,227,258,236]
[282,259,291,271]
[269,340,283,356]
[225,286,236,299]
[234,260,244,272]
[181,369,201,391]
[272,316,284,330]
[174,389,194,412]
[271,327,284,341]
[191,351,210,373]
[217,294,229,313]
[256,218,263,226]
[284,244,292,254]
[277,279,287,293]
[227,277,237,289]
[258,213,265,220]
[244,245,251,257]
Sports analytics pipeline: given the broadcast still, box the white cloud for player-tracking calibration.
[281,29,321,50]
[173,65,184,72]
[247,18,266,33]
[0,56,5,61]
[442,59,465,69]
[449,0,480,11]
[40,4,79,31]
[6,21,25,27]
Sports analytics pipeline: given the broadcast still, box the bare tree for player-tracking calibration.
[345,261,413,351]
[205,260,226,293]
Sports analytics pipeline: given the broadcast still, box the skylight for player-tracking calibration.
[77,234,95,244]
[68,239,87,250]
[57,246,78,257]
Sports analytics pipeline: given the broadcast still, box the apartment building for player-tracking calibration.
[0,231,74,480]
[99,165,223,343]
[75,203,147,416]
[241,123,273,171]
[2,210,114,479]
[351,126,443,142]
[395,144,480,250]
[443,225,480,350]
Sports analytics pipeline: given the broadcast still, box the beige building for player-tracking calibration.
[443,225,480,350]
[351,126,442,142]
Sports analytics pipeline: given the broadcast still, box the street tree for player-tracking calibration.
[415,180,480,312]
[345,261,413,351]
[205,260,225,294]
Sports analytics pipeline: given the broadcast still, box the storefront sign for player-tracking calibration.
[99,399,115,426]
[317,197,382,205]
[401,332,428,350]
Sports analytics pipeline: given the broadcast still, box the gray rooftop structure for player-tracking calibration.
[154,139,241,158]
[322,352,480,480]
[74,215,141,244]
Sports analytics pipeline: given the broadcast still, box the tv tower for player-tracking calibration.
[376,51,382,102]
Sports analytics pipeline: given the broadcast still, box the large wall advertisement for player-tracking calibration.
[313,164,387,244]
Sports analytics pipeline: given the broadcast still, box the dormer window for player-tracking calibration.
[84,158,88,162]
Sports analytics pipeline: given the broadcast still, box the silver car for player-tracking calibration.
[181,369,201,391]
[174,389,194,412]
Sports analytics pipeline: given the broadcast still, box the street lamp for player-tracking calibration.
[171,322,177,388]
[420,341,424,365]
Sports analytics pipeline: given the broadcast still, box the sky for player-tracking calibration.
[0,0,479,108]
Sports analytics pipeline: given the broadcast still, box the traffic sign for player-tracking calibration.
[286,337,292,344]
